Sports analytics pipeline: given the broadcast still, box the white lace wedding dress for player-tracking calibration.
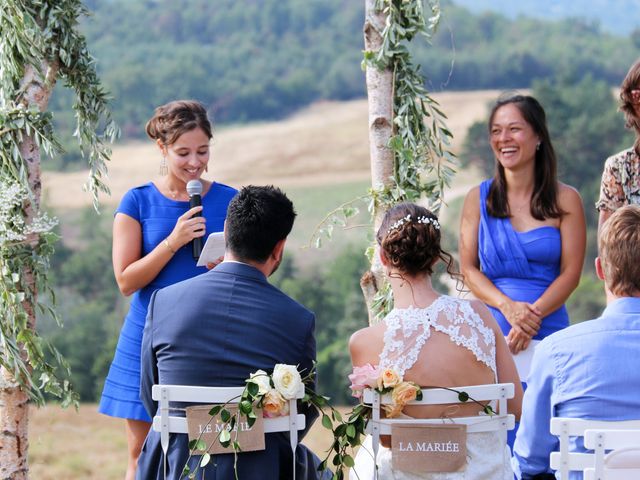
[350,295,513,480]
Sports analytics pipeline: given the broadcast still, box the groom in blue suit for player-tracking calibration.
[136,185,327,480]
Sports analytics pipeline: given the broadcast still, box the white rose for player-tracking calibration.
[272,364,302,400]
[247,369,271,396]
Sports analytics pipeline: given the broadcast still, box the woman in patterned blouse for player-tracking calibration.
[597,58,640,228]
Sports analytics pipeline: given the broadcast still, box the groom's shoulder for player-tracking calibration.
[266,282,314,320]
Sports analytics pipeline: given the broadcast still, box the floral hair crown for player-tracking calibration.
[386,214,440,234]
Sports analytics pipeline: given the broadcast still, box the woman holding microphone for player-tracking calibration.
[98,100,237,479]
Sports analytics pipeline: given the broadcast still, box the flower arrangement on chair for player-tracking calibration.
[181,362,496,480]
[181,364,311,479]
[182,363,341,480]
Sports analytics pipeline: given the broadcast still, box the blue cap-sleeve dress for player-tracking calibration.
[98,181,237,421]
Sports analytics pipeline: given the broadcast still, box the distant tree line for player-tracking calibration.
[48,0,638,169]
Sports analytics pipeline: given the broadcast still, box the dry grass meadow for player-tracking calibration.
[29,404,349,480]
[42,90,498,210]
[30,90,498,478]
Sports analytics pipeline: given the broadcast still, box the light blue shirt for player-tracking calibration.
[512,297,640,479]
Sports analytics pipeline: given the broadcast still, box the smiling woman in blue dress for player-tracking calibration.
[458,94,586,447]
[98,100,237,480]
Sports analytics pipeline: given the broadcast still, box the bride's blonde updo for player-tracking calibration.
[145,100,212,146]
[377,203,458,279]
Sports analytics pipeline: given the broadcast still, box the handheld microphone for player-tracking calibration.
[186,179,203,260]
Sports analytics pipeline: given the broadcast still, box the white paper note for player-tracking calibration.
[511,339,541,383]
[196,231,225,267]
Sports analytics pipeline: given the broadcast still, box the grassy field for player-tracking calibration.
[42,90,498,211]
[29,404,352,480]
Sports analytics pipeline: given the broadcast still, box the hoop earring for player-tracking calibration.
[159,156,168,176]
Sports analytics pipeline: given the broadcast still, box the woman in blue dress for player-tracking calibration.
[459,94,586,447]
[98,100,237,480]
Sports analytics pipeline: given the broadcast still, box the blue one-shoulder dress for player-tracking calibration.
[98,181,237,421]
[478,179,568,339]
[478,179,568,451]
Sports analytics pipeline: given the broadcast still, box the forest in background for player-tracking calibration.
[48,0,639,169]
[39,1,638,404]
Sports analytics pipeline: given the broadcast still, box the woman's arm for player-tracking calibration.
[459,187,541,339]
[598,208,613,233]
[531,185,586,317]
[112,205,206,296]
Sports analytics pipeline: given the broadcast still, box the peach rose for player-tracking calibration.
[377,367,401,390]
[262,389,289,418]
[392,381,420,407]
[383,404,404,418]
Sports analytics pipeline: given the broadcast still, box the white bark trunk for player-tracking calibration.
[0,60,57,480]
[362,0,394,324]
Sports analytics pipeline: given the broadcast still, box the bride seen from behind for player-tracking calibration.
[348,203,523,479]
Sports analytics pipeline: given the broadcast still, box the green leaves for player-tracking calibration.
[188,439,207,452]
[0,0,119,409]
[246,381,259,398]
[218,429,231,445]
[322,413,333,429]
[208,405,223,416]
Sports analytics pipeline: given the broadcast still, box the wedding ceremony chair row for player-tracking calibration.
[582,428,640,480]
[152,384,306,477]
[549,417,640,479]
[363,382,515,479]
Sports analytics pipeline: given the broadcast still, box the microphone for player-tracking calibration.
[186,179,203,260]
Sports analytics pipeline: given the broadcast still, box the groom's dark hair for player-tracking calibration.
[225,185,296,262]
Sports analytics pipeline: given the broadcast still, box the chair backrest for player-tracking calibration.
[361,383,515,479]
[151,384,306,476]
[549,418,640,479]
[583,429,640,480]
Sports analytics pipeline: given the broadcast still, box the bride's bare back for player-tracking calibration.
[350,295,521,420]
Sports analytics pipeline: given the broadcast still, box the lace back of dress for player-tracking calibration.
[379,296,497,378]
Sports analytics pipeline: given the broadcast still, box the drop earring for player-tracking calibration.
[159,156,168,176]
[536,141,541,151]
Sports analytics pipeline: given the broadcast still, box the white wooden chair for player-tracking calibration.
[360,383,515,479]
[549,418,640,479]
[152,384,306,478]
[583,429,640,480]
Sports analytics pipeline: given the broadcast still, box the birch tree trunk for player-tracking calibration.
[361,0,394,324]
[0,60,58,480]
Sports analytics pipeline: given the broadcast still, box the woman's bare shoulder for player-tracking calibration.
[349,322,385,364]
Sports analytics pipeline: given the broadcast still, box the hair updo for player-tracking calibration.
[145,100,212,146]
[376,203,458,279]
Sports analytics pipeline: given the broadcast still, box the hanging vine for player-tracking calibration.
[312,0,456,319]
[367,0,455,211]
[0,0,118,406]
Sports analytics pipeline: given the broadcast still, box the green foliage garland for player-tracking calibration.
[367,0,455,215]
[312,0,455,319]
[0,0,117,405]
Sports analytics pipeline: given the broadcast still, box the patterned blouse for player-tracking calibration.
[596,148,640,212]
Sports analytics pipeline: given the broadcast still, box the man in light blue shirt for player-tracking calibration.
[512,204,640,479]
